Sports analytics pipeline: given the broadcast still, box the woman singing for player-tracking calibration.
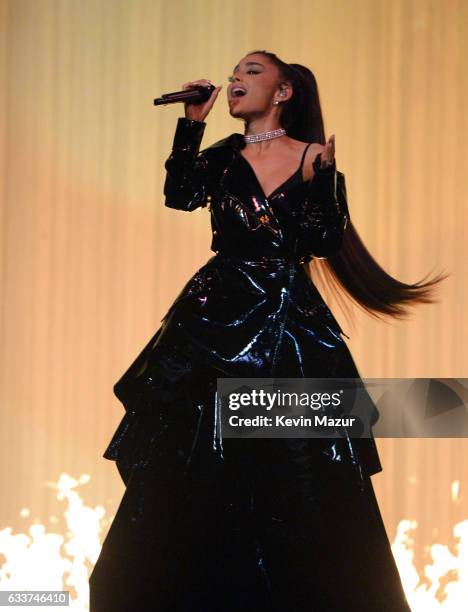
[89,49,445,611]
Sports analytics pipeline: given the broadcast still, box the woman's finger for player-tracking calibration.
[182,79,213,90]
[204,85,223,111]
[321,135,335,168]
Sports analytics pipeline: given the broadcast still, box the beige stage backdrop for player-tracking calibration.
[0,0,467,589]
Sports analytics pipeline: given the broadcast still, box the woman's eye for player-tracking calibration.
[227,70,259,82]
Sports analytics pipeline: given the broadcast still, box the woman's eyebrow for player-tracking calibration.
[232,61,264,73]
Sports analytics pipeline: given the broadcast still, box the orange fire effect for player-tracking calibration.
[0,473,466,610]
[0,474,110,610]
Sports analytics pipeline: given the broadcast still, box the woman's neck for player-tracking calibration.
[243,119,287,152]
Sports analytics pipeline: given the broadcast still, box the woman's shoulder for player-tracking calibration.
[202,133,244,153]
[288,137,324,159]
[288,138,325,182]
[295,139,324,153]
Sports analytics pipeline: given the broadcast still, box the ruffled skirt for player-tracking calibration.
[90,336,411,611]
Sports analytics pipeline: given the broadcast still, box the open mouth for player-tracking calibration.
[230,87,247,99]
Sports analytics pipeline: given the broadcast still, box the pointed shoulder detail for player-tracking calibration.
[202,133,245,153]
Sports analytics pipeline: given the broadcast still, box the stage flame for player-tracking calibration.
[392,517,468,610]
[0,474,110,611]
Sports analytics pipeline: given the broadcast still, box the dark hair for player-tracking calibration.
[246,49,448,324]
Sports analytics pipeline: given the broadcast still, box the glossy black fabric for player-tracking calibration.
[103,117,383,487]
[89,118,412,611]
[90,442,411,611]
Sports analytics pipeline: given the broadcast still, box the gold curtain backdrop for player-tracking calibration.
[0,0,467,577]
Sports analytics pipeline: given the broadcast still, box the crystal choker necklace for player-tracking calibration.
[244,128,286,143]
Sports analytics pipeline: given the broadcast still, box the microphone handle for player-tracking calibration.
[153,84,215,106]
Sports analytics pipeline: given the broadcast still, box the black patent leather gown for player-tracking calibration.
[89,118,412,611]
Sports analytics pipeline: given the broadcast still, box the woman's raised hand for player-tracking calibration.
[182,79,223,123]
[320,134,335,168]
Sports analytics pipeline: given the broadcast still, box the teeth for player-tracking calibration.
[232,87,246,97]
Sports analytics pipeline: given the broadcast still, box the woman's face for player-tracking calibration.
[227,53,290,120]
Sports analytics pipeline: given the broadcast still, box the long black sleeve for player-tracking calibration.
[163,117,210,212]
[292,153,350,258]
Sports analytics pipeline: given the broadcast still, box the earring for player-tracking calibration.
[274,89,288,105]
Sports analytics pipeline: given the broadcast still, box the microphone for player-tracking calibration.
[154,83,215,106]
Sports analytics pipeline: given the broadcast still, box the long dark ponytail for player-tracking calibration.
[248,49,448,325]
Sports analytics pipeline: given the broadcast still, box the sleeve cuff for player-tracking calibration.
[172,117,207,153]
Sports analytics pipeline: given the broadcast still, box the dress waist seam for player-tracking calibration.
[212,252,309,265]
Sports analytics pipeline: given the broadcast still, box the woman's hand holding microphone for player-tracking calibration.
[181,79,223,122]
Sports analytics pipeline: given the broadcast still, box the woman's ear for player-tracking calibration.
[277,80,293,102]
